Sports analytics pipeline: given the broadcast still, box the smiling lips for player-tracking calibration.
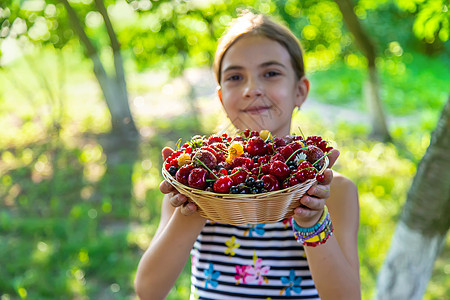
[242,105,272,114]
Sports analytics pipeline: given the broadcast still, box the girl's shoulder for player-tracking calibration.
[329,170,359,211]
[331,170,357,193]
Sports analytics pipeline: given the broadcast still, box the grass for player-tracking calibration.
[0,45,449,300]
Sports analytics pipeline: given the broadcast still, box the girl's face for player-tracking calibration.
[218,35,309,137]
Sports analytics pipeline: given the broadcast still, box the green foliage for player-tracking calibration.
[1,1,449,299]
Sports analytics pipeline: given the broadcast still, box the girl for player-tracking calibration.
[135,12,360,300]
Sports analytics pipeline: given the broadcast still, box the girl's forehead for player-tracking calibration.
[222,35,292,70]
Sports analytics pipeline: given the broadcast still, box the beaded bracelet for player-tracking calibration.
[292,206,333,247]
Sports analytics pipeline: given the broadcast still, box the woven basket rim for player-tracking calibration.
[162,156,329,198]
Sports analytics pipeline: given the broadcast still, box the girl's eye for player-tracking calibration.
[226,75,242,81]
[264,71,281,78]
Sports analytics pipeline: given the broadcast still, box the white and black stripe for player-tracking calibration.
[190,220,320,299]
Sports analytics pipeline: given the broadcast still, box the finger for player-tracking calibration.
[299,194,325,211]
[159,180,176,194]
[318,169,333,186]
[327,149,340,168]
[180,201,198,216]
[169,193,188,207]
[162,147,174,161]
[293,205,322,221]
[306,184,330,200]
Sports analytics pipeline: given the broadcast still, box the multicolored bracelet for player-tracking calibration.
[292,206,333,247]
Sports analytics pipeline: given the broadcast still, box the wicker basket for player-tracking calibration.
[162,156,329,225]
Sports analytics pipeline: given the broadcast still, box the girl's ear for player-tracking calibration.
[295,76,310,108]
[217,86,223,104]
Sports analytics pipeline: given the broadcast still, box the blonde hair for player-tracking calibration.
[213,11,305,84]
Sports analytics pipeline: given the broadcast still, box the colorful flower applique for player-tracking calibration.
[204,263,220,289]
[244,223,266,237]
[225,236,240,257]
[280,269,302,296]
[247,257,270,284]
[234,265,249,285]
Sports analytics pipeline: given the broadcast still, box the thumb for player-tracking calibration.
[327,149,340,168]
[162,147,174,161]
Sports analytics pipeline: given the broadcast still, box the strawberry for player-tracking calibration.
[304,145,325,169]
[193,149,217,170]
[207,135,223,145]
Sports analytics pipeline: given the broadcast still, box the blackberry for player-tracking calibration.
[245,177,255,186]
[254,180,264,189]
[230,186,240,194]
[252,156,260,163]
[168,166,178,176]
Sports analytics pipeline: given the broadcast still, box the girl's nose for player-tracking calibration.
[244,78,264,99]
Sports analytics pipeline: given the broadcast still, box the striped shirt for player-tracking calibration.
[190,219,320,299]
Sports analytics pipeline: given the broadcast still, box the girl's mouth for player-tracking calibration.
[243,106,272,114]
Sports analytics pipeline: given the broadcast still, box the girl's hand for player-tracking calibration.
[293,149,340,227]
[160,147,199,216]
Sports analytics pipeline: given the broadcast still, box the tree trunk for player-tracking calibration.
[60,0,138,140]
[364,66,391,142]
[334,0,392,142]
[376,97,450,299]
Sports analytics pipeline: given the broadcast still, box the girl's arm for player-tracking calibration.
[302,173,360,300]
[135,146,206,300]
[134,194,206,300]
[293,149,360,299]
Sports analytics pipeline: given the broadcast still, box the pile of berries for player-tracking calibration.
[163,129,333,194]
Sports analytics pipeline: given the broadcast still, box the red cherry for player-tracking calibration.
[230,167,248,185]
[269,161,290,181]
[282,181,290,189]
[306,168,317,179]
[273,137,286,148]
[250,130,260,137]
[232,157,253,169]
[213,176,233,193]
[289,176,299,186]
[188,168,208,189]
[270,153,285,163]
[246,136,268,156]
[266,142,276,154]
[218,168,228,176]
[279,145,294,161]
[261,174,280,192]
[260,163,270,174]
[296,170,307,182]
[316,174,325,182]
[298,161,312,171]
[175,164,194,185]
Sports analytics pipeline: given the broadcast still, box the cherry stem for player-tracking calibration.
[192,158,219,180]
[285,147,309,164]
[312,152,332,167]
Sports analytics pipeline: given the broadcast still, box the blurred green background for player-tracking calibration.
[0,0,449,299]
